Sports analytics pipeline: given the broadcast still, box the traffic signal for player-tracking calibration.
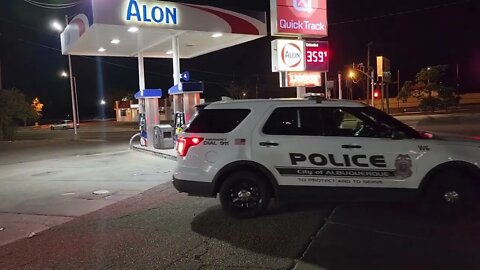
[374,89,380,99]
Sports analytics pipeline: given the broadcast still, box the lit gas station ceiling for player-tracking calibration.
[61,0,267,59]
[67,24,264,58]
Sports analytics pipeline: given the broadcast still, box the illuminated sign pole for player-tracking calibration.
[270,0,329,98]
[296,37,306,98]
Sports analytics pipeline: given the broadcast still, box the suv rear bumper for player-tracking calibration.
[172,177,215,198]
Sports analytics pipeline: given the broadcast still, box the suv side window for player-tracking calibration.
[185,109,250,133]
[322,107,419,138]
[322,108,369,136]
[263,107,323,136]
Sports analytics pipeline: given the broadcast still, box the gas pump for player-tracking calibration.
[134,89,162,148]
[174,111,185,142]
[168,72,204,141]
[138,99,147,146]
[139,113,147,146]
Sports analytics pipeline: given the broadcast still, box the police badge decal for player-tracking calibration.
[394,154,413,179]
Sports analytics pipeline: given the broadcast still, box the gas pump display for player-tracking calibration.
[139,113,147,146]
[175,112,185,128]
[174,112,186,142]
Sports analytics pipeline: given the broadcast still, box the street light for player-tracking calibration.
[349,68,376,106]
[100,99,106,105]
[349,71,356,79]
[52,17,79,138]
[51,21,63,32]
[59,71,79,126]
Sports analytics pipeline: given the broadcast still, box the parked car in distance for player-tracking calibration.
[50,120,78,130]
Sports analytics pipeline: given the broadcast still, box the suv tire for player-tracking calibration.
[422,171,477,218]
[219,171,271,219]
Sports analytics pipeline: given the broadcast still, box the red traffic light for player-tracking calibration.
[374,90,380,99]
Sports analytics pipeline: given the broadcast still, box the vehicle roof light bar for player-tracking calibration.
[303,93,326,103]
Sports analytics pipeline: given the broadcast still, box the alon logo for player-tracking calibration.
[281,43,303,68]
[293,0,313,13]
[125,0,178,25]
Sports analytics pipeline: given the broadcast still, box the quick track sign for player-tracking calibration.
[270,0,328,37]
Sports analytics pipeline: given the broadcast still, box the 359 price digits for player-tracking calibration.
[306,51,328,63]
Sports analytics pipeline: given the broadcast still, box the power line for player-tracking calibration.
[3,34,236,87]
[23,0,81,9]
[330,0,471,26]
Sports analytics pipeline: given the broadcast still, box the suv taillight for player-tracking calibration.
[177,137,204,157]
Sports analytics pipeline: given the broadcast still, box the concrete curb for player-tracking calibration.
[131,145,177,161]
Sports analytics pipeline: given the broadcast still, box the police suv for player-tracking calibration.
[173,97,480,218]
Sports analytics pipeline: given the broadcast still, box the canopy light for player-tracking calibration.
[128,27,139,33]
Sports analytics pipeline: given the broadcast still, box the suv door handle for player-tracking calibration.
[342,144,362,149]
[259,141,279,147]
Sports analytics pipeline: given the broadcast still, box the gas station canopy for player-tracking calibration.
[61,0,267,58]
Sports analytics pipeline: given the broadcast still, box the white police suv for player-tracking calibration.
[173,98,480,218]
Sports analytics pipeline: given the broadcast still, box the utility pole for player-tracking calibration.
[380,77,385,111]
[397,69,400,97]
[64,15,79,139]
[324,72,328,98]
[366,42,373,101]
[338,73,343,99]
[456,63,460,93]
[255,75,259,99]
[0,60,3,90]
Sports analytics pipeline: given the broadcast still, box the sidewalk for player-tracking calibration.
[0,147,176,247]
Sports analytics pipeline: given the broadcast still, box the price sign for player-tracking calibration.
[305,41,329,71]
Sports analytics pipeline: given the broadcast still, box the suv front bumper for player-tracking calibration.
[172,177,216,198]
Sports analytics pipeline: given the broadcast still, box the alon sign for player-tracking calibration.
[270,0,328,37]
[125,0,178,25]
[272,39,306,72]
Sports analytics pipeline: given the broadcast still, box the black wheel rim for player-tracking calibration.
[228,179,261,210]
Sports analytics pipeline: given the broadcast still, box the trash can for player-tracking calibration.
[153,124,175,149]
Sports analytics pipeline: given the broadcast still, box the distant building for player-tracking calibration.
[114,99,172,122]
[114,100,139,122]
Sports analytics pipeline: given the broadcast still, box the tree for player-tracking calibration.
[397,81,413,103]
[400,65,460,112]
[437,85,460,112]
[415,65,448,99]
[31,97,44,118]
[0,89,37,140]
[226,81,250,99]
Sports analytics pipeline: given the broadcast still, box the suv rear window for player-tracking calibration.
[185,109,251,133]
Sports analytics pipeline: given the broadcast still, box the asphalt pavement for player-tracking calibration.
[1,116,480,270]
[2,182,480,270]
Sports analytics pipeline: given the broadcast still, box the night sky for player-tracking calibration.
[0,0,478,121]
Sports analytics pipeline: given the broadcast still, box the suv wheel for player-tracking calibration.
[219,171,271,219]
[422,171,477,218]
